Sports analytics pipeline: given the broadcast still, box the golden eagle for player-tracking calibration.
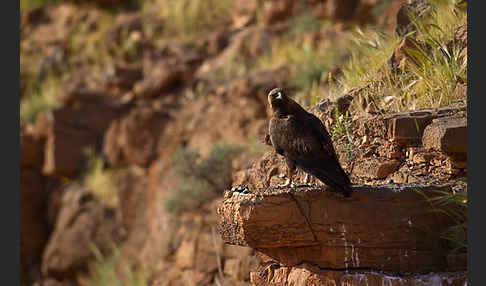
[265,87,351,197]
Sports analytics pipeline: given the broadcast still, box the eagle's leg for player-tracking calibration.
[282,158,297,188]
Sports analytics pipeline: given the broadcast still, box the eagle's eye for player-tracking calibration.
[275,91,283,99]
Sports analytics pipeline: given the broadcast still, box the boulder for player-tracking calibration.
[42,184,124,279]
[103,106,170,167]
[37,86,122,177]
[133,60,191,98]
[353,106,466,147]
[352,157,401,179]
[42,120,98,178]
[387,112,435,145]
[218,183,463,272]
[422,117,467,155]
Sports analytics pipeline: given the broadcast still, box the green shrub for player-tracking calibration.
[165,143,243,213]
[90,246,151,286]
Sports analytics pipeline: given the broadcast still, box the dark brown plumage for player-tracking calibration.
[266,87,352,197]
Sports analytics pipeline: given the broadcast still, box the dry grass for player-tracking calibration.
[147,0,233,39]
[330,0,467,113]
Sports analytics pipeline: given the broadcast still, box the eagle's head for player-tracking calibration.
[268,87,288,111]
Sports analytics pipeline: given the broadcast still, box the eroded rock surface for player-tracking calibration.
[218,183,465,273]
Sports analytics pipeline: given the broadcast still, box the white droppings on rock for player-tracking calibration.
[341,224,349,269]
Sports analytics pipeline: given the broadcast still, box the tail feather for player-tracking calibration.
[303,166,352,197]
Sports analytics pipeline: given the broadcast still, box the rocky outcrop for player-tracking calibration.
[20,1,467,285]
[103,106,171,167]
[41,184,125,280]
[218,184,464,272]
[251,264,467,286]
[344,106,467,184]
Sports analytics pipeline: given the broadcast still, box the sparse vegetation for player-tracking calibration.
[90,246,151,286]
[20,0,58,11]
[329,0,466,113]
[84,151,118,207]
[165,143,243,213]
[20,70,62,124]
[328,109,356,161]
[416,188,467,254]
[257,24,347,94]
[149,0,233,39]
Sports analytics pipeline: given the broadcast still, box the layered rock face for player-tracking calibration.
[218,184,467,285]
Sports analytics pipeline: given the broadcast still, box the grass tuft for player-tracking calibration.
[416,188,467,253]
[84,151,118,207]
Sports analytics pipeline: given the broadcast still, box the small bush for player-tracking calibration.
[90,246,151,286]
[165,143,243,213]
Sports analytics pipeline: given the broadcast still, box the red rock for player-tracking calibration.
[422,117,467,155]
[387,113,434,145]
[133,60,190,98]
[262,0,294,25]
[104,63,143,92]
[174,238,197,269]
[218,184,461,272]
[42,184,124,279]
[447,253,467,272]
[20,170,48,285]
[103,106,170,167]
[231,0,259,29]
[42,121,97,178]
[251,263,467,286]
[20,125,44,169]
[353,157,400,179]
